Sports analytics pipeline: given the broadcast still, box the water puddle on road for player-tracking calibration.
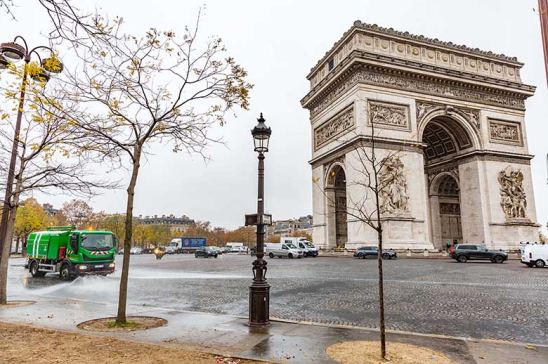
[129,268,248,280]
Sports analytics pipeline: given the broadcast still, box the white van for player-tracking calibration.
[265,242,303,259]
[280,237,318,257]
[165,238,182,254]
[521,244,548,268]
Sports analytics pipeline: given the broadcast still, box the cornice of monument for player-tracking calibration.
[301,53,534,117]
[308,21,524,81]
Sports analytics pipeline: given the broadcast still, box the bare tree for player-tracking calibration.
[315,118,407,359]
[42,11,251,324]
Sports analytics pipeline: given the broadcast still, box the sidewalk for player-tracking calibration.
[1,297,546,363]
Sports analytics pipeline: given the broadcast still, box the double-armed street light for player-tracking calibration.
[0,37,63,253]
[246,113,272,326]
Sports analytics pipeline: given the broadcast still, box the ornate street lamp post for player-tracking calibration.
[0,37,63,254]
[246,113,272,326]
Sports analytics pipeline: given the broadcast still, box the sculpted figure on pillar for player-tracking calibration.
[379,155,409,214]
[498,167,527,219]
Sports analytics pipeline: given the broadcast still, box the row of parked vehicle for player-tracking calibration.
[266,237,318,259]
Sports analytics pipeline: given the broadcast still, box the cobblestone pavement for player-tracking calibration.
[8,254,548,345]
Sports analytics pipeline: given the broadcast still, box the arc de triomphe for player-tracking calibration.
[301,21,539,251]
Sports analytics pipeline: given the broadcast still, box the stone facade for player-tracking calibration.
[302,22,539,251]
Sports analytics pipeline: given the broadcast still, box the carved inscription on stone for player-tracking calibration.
[489,119,522,145]
[498,167,527,219]
[379,156,409,214]
[369,101,409,129]
[314,105,355,150]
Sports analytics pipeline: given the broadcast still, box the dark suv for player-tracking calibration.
[194,247,218,258]
[450,244,507,263]
[354,246,397,259]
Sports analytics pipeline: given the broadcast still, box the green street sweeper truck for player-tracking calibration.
[26,226,117,280]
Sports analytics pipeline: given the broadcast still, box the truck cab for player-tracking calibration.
[27,226,116,280]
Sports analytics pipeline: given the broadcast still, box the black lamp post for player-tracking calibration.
[247,113,272,326]
[0,37,63,255]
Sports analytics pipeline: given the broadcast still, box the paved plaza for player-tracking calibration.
[7,254,548,345]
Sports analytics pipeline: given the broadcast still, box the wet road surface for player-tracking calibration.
[7,254,548,345]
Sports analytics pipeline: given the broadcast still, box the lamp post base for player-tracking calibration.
[249,281,270,326]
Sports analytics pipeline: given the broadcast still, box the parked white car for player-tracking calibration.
[521,244,548,268]
[266,242,304,259]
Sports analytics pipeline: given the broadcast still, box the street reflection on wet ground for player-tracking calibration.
[7,254,548,345]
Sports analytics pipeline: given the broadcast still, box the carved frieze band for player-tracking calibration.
[314,105,355,150]
[416,101,480,129]
[307,65,525,118]
[368,101,409,130]
[488,119,522,146]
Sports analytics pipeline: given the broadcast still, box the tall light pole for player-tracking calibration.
[0,37,63,256]
[246,113,272,326]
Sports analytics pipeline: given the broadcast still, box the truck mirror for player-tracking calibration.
[70,234,78,253]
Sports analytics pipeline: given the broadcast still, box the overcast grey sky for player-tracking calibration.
[2,0,547,230]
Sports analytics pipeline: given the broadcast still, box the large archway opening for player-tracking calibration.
[422,116,473,249]
[437,174,462,245]
[326,165,347,249]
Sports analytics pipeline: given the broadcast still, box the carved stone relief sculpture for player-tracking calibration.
[314,105,355,150]
[379,155,409,214]
[369,101,409,129]
[489,119,522,145]
[498,167,527,219]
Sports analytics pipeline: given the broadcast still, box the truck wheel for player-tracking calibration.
[493,255,504,264]
[288,253,293,259]
[269,253,274,258]
[535,259,545,268]
[59,264,73,281]
[214,254,218,259]
[30,261,46,278]
[457,255,468,263]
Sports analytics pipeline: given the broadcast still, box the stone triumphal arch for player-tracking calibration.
[301,21,539,251]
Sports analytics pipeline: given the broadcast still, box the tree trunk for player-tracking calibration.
[377,225,386,359]
[116,145,142,324]
[0,209,13,305]
[0,166,24,304]
[22,234,27,257]
[0,200,20,304]
[15,237,20,255]
[371,127,386,359]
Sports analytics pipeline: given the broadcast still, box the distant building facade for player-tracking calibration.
[42,203,60,216]
[137,214,194,233]
[302,22,539,251]
[268,215,313,236]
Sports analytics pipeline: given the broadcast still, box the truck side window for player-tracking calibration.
[282,245,288,250]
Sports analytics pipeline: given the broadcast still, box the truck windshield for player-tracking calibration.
[305,242,314,248]
[81,234,114,251]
